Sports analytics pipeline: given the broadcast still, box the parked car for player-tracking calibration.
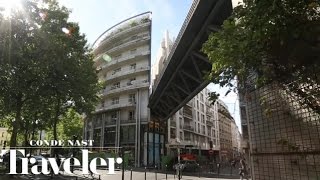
[174,160,200,172]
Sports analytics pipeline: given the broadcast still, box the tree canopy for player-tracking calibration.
[202,0,320,113]
[0,0,100,147]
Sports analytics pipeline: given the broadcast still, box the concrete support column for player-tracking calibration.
[101,113,105,150]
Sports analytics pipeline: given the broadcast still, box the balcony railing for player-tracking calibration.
[104,66,150,82]
[95,99,136,113]
[98,50,150,71]
[206,120,214,126]
[183,125,194,131]
[93,12,151,50]
[106,34,150,55]
[183,113,193,120]
[170,120,176,127]
[120,119,136,124]
[101,80,149,97]
[95,22,151,53]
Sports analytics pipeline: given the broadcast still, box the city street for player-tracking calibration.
[0,170,241,180]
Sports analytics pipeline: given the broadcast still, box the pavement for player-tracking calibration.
[0,170,243,180]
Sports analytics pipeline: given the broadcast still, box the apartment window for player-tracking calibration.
[202,114,205,123]
[101,101,105,108]
[200,94,203,101]
[130,63,136,70]
[128,94,136,103]
[127,78,136,86]
[201,104,204,113]
[1,132,4,137]
[197,112,199,121]
[128,111,135,120]
[111,97,119,105]
[111,112,117,120]
[112,68,121,75]
[112,82,120,89]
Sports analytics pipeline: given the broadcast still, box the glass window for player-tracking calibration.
[112,82,120,89]
[128,94,136,103]
[111,112,117,120]
[128,111,135,120]
[120,126,135,143]
[130,63,136,70]
[104,127,116,145]
[111,97,119,105]
[112,68,121,75]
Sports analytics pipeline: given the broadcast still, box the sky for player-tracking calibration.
[57,0,242,132]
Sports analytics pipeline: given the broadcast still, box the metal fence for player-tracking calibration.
[246,81,320,179]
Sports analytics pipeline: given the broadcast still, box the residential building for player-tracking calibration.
[217,100,233,161]
[85,12,152,167]
[166,89,220,159]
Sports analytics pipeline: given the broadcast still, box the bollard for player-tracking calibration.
[145,167,147,180]
[174,172,175,179]
[99,175,101,180]
[130,169,133,180]
[155,166,157,180]
[217,163,220,177]
[165,165,168,180]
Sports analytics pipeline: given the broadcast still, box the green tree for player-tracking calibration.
[202,0,319,112]
[0,0,100,147]
[46,108,83,141]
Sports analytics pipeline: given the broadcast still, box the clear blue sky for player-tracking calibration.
[58,0,241,132]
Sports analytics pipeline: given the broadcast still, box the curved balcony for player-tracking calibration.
[108,34,150,55]
[95,100,136,113]
[104,66,150,83]
[94,22,151,55]
[98,50,150,73]
[94,34,150,68]
[102,80,149,97]
[92,12,151,53]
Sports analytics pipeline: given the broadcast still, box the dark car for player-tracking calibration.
[174,160,200,172]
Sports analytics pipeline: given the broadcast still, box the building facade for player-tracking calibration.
[85,12,152,167]
[217,100,234,161]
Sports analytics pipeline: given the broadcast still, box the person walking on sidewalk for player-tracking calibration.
[239,158,249,180]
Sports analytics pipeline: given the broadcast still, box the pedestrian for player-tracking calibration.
[239,158,248,180]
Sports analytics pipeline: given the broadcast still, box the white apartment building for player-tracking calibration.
[85,12,152,167]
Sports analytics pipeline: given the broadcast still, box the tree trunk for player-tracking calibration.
[52,98,61,157]
[24,119,30,147]
[53,99,61,141]
[10,95,23,148]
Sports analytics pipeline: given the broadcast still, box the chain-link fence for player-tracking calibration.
[245,81,320,179]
